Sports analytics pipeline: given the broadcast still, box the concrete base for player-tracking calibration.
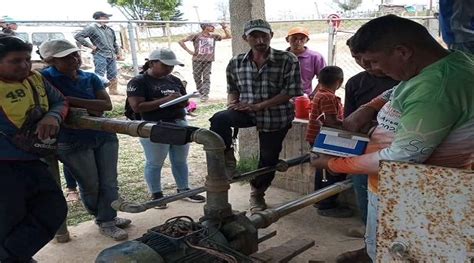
[36,184,364,262]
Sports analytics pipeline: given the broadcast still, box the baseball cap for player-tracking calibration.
[148,48,184,66]
[243,19,272,36]
[93,11,112,20]
[287,26,310,38]
[39,39,80,60]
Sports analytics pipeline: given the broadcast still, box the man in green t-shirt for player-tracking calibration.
[309,15,474,262]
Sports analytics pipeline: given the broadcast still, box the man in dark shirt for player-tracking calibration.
[335,37,399,263]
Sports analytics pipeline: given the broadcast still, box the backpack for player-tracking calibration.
[124,99,141,120]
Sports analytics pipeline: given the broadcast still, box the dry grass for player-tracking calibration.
[64,100,229,225]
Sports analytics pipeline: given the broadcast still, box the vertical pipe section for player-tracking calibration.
[327,23,336,66]
[191,129,233,220]
[249,179,352,229]
[127,22,139,75]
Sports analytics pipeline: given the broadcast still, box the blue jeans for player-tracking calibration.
[366,190,378,261]
[93,53,118,80]
[351,174,368,224]
[139,119,189,194]
[58,135,119,223]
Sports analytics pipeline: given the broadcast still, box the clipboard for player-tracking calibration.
[159,91,200,108]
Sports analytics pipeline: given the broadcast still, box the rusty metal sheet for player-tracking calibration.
[377,161,473,262]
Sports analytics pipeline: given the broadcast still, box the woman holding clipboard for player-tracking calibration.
[126,48,205,208]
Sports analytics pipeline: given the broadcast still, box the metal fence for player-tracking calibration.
[11,16,438,100]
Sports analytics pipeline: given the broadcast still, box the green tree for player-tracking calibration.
[333,0,362,11]
[108,0,184,21]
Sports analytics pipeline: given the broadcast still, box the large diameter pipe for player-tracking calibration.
[191,129,233,220]
[249,179,353,229]
[65,109,154,138]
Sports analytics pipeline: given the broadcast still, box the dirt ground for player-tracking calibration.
[36,183,364,263]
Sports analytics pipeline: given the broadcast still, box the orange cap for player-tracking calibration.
[287,26,310,38]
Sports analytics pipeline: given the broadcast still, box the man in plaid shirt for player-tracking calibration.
[210,19,303,213]
[75,11,122,95]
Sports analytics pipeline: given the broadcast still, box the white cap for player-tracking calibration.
[39,39,80,60]
[148,48,184,66]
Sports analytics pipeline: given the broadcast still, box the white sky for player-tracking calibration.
[2,0,434,21]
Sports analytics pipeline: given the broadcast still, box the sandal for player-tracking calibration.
[65,189,80,202]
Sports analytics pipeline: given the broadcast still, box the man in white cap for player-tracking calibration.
[210,19,303,213]
[75,11,122,95]
[39,39,132,241]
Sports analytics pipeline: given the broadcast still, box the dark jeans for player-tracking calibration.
[210,110,290,196]
[314,168,346,210]
[63,165,77,189]
[351,174,368,224]
[0,160,67,261]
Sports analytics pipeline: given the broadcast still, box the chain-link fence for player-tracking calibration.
[10,16,438,100]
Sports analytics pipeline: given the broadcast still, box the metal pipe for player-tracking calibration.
[112,155,309,213]
[231,154,309,183]
[65,109,154,138]
[127,22,140,75]
[249,180,353,229]
[191,129,233,220]
[111,187,206,213]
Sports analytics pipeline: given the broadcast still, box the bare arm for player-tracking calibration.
[128,93,181,113]
[323,114,343,129]
[178,36,195,55]
[221,23,231,40]
[66,90,112,112]
[227,92,239,105]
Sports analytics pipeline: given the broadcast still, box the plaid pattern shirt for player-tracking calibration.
[226,48,303,132]
[305,87,344,144]
[74,23,119,58]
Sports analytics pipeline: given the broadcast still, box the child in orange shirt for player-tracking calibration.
[306,66,344,144]
[305,66,350,218]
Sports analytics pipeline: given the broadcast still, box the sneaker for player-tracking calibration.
[335,247,371,263]
[115,217,132,228]
[151,192,168,209]
[184,195,206,203]
[99,222,128,241]
[249,195,267,214]
[317,206,354,218]
[178,189,206,203]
